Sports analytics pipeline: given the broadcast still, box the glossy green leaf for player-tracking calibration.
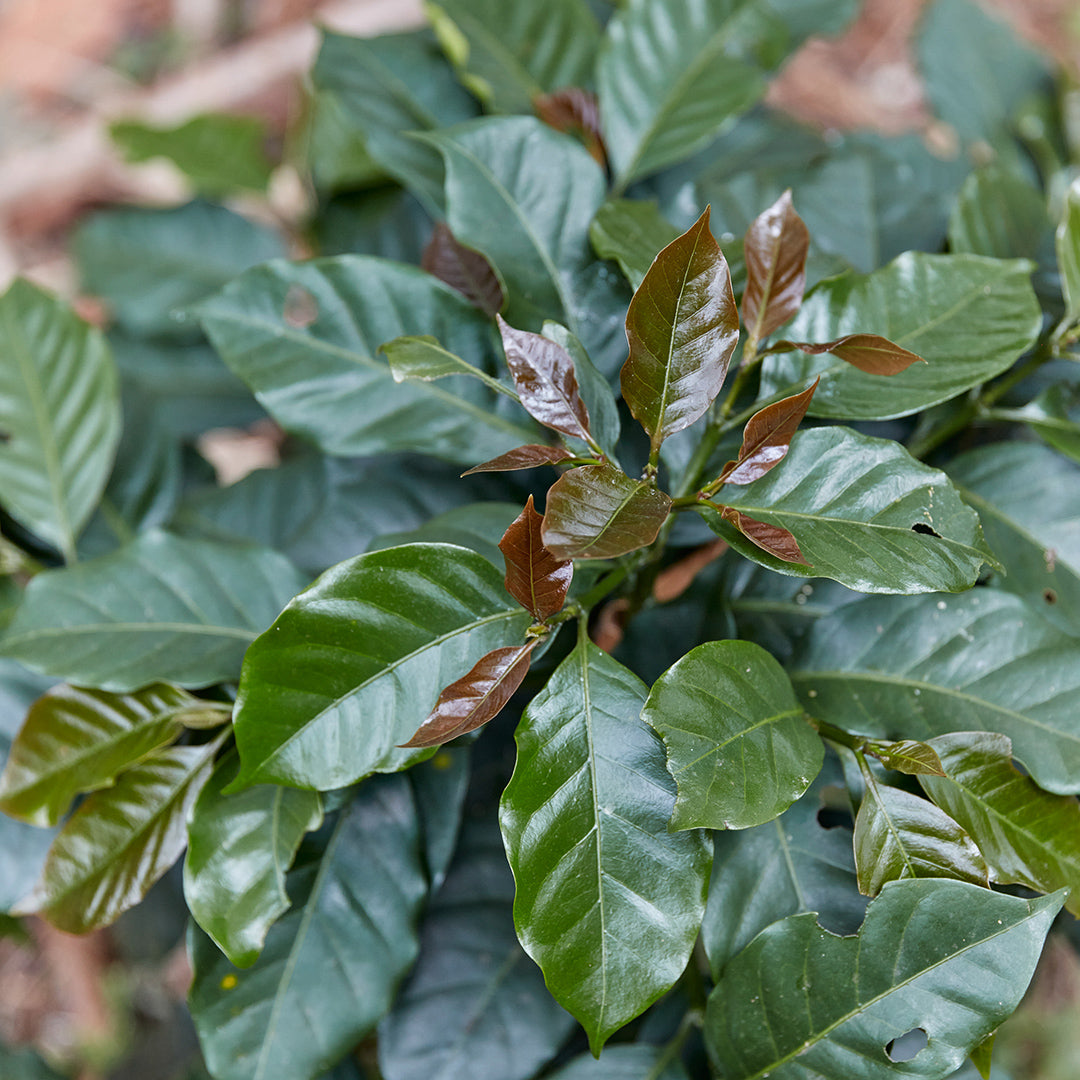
[622,208,739,453]
[921,732,1080,916]
[542,464,672,560]
[197,257,535,465]
[948,165,1051,262]
[588,199,680,291]
[14,738,221,933]
[231,544,531,791]
[421,223,504,317]
[184,752,323,968]
[0,279,120,562]
[427,0,600,114]
[760,253,1041,419]
[703,426,996,593]
[380,335,516,401]
[189,775,426,1080]
[378,817,575,1080]
[1,530,307,693]
[1057,178,1080,324]
[706,879,1063,1080]
[0,682,218,826]
[500,638,711,1054]
[792,589,1080,795]
[545,1046,688,1080]
[642,640,822,830]
[311,30,477,214]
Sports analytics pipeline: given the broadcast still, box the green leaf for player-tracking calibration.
[589,199,680,291]
[305,91,389,193]
[408,744,471,891]
[987,385,1080,466]
[863,739,945,777]
[0,682,216,826]
[642,640,823,830]
[367,503,522,568]
[500,638,711,1054]
[427,0,600,114]
[74,200,285,339]
[1057,178,1080,325]
[184,752,323,969]
[0,279,120,562]
[197,256,536,465]
[760,253,1041,419]
[542,463,672,560]
[189,775,427,1080]
[14,738,221,933]
[920,732,1080,916]
[705,879,1063,1080]
[949,164,1052,262]
[311,30,477,214]
[1,530,307,693]
[0,1045,66,1080]
[380,335,517,401]
[545,1046,689,1080]
[232,544,531,791]
[792,589,1080,795]
[110,113,273,194]
[378,817,575,1080]
[702,426,996,593]
[313,186,431,262]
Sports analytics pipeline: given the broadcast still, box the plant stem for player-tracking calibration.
[810,718,866,753]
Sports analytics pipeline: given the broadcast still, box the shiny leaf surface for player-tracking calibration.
[719,508,807,564]
[588,199,679,291]
[742,190,810,344]
[771,334,925,376]
[461,445,574,476]
[864,739,945,777]
[499,495,573,620]
[421,224,504,317]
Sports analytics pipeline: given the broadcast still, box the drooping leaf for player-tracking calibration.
[1057,178,1080,325]
[499,496,573,620]
[421,224,505,317]
[542,464,672,560]
[14,738,221,933]
[701,427,996,592]
[622,208,739,453]
[642,640,822,831]
[949,164,1052,262]
[231,544,531,791]
[379,335,516,401]
[378,817,575,1080]
[705,879,1063,1080]
[864,739,946,777]
[741,190,810,345]
[461,445,575,476]
[853,770,988,896]
[792,590,1080,795]
[719,508,807,564]
[769,334,925,376]
[500,638,711,1054]
[0,682,220,827]
[1,530,307,693]
[588,199,680,291]
[184,752,323,969]
[0,279,120,562]
[427,0,600,114]
[189,775,426,1080]
[400,641,536,749]
[197,257,536,465]
[759,253,1041,419]
[717,378,818,486]
[921,732,1080,915]
[534,88,606,167]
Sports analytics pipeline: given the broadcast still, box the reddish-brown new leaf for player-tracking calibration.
[498,316,593,442]
[720,507,807,564]
[399,641,537,748]
[773,335,926,375]
[422,223,505,317]
[534,87,607,167]
[741,190,810,344]
[499,495,573,621]
[461,444,575,476]
[719,377,819,486]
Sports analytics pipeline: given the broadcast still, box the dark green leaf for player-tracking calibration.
[864,739,946,777]
[987,385,1080,465]
[500,639,711,1053]
[184,752,323,968]
[949,164,1052,262]
[189,775,426,1080]
[792,590,1080,795]
[368,503,523,568]
[500,496,573,620]
[760,253,1041,419]
[545,1046,688,1080]
[742,190,809,345]
[408,745,471,891]
[421,224,504,317]
[622,208,739,453]
[542,464,672,560]
[304,91,388,193]
[706,879,1063,1080]
[588,199,680,291]
[0,279,119,562]
[643,640,822,830]
[1,530,307,692]
[461,445,574,476]
[1057,178,1080,325]
[231,544,531,790]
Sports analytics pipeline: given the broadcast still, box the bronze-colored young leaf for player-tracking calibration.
[422,223,505,318]
[534,87,606,168]
[865,739,946,777]
[400,641,537,748]
[773,334,926,376]
[719,507,807,565]
[741,190,809,345]
[717,377,818,486]
[461,444,576,476]
[543,464,672,560]
[497,316,593,444]
[621,207,739,453]
[499,495,573,621]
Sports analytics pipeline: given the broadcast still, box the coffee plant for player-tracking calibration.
[2,0,1080,1077]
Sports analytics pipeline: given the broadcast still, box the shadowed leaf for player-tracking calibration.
[588,199,679,291]
[771,334,926,376]
[462,445,574,476]
[742,190,809,345]
[422,224,504,317]
[534,88,606,166]
[865,739,945,777]
[720,507,806,564]
[499,495,573,620]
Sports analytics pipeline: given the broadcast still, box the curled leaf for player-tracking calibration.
[741,190,809,345]
[461,444,575,476]
[772,334,926,376]
[422,223,504,317]
[719,507,806,564]
[534,87,606,167]
[499,495,573,621]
